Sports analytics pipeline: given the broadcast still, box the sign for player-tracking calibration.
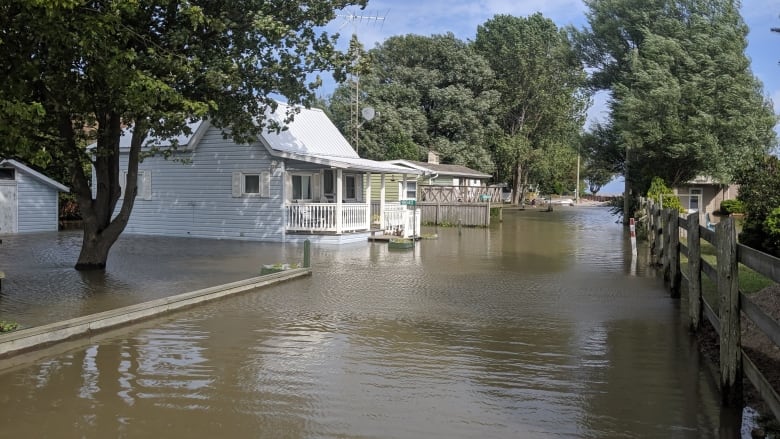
[400,199,416,206]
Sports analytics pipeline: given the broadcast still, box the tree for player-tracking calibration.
[474,14,589,204]
[574,0,776,198]
[328,33,500,173]
[0,0,365,270]
[736,155,780,256]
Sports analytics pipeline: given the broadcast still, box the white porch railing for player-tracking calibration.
[382,203,407,231]
[286,203,369,233]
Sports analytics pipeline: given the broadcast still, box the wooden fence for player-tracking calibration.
[643,199,780,417]
[418,202,492,227]
[419,185,502,203]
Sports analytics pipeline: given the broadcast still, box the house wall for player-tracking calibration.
[675,184,738,214]
[114,126,286,241]
[368,174,403,201]
[17,171,59,233]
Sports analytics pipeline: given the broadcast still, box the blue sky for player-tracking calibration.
[319,0,780,193]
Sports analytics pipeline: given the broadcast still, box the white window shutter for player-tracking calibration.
[312,173,321,200]
[232,171,241,197]
[284,172,292,202]
[142,171,152,200]
[356,174,363,202]
[261,171,271,197]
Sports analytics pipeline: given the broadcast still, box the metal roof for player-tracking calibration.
[384,159,491,179]
[261,102,358,159]
[0,159,69,192]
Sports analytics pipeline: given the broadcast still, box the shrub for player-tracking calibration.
[720,199,745,215]
[763,206,780,257]
[0,320,19,333]
[646,177,685,213]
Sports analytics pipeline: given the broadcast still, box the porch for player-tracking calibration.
[286,202,420,239]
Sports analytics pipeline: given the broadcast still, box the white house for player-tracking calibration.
[102,103,422,244]
[0,159,69,234]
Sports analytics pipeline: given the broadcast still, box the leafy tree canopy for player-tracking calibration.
[0,0,366,269]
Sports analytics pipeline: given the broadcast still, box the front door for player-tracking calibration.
[0,182,18,234]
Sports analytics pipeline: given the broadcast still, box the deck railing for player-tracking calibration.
[286,203,369,233]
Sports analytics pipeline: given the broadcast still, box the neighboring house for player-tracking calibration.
[369,151,493,202]
[674,176,738,221]
[0,159,69,234]
[98,102,421,244]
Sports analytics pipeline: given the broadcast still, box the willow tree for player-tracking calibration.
[474,13,589,204]
[0,0,365,270]
[574,0,776,195]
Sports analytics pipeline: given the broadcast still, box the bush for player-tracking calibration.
[646,177,685,213]
[763,206,780,257]
[720,199,745,215]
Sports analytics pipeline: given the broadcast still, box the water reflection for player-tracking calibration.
[0,207,731,437]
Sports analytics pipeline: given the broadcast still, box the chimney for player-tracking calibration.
[427,151,439,164]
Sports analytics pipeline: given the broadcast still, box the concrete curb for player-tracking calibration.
[0,268,311,358]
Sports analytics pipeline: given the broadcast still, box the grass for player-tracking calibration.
[680,241,776,310]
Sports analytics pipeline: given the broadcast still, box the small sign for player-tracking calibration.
[400,199,416,206]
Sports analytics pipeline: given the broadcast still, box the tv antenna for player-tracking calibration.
[335,10,388,154]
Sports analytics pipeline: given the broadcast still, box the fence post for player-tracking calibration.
[303,239,311,268]
[662,209,671,281]
[717,217,742,406]
[669,212,681,297]
[651,203,661,266]
[687,213,702,331]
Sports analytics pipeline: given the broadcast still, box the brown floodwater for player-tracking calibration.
[0,207,743,437]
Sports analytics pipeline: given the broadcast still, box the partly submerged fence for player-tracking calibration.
[642,199,780,418]
[418,202,492,227]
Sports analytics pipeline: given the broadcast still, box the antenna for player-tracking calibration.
[335,10,388,154]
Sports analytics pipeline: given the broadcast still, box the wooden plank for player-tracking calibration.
[741,292,780,349]
[743,352,780,425]
[669,212,681,297]
[662,209,672,283]
[701,259,717,283]
[687,213,702,331]
[717,217,742,406]
[738,243,780,284]
[700,225,716,245]
[704,298,720,336]
[680,244,688,258]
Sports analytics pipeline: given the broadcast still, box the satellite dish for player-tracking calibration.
[361,106,376,121]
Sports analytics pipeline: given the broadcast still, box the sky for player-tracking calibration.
[319,0,780,194]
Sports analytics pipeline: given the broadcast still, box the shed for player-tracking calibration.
[0,159,69,234]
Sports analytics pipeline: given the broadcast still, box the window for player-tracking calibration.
[0,168,15,180]
[232,171,270,197]
[403,181,417,200]
[120,170,152,200]
[689,188,702,211]
[244,175,260,194]
[323,170,334,198]
[292,175,311,200]
[345,175,356,199]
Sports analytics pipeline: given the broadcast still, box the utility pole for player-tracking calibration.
[337,10,386,154]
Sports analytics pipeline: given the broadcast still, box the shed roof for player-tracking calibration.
[384,159,491,179]
[0,159,69,192]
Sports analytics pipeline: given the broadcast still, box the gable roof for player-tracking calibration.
[90,102,421,175]
[384,159,491,179]
[0,159,69,192]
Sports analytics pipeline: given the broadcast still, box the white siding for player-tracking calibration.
[114,126,286,241]
[17,171,59,232]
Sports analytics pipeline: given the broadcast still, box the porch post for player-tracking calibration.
[336,168,343,234]
[380,174,386,229]
[366,172,372,229]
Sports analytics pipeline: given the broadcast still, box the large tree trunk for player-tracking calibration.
[63,112,145,270]
[512,161,523,205]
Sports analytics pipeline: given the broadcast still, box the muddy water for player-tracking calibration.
[0,208,734,437]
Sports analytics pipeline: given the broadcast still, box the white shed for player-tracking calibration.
[0,159,69,234]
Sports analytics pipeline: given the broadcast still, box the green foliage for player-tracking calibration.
[762,207,780,257]
[474,14,589,203]
[0,0,366,268]
[573,0,777,195]
[329,33,499,173]
[646,177,685,213]
[0,320,19,333]
[736,155,780,255]
[719,199,745,215]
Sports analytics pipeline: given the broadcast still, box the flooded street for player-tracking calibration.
[0,207,732,437]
